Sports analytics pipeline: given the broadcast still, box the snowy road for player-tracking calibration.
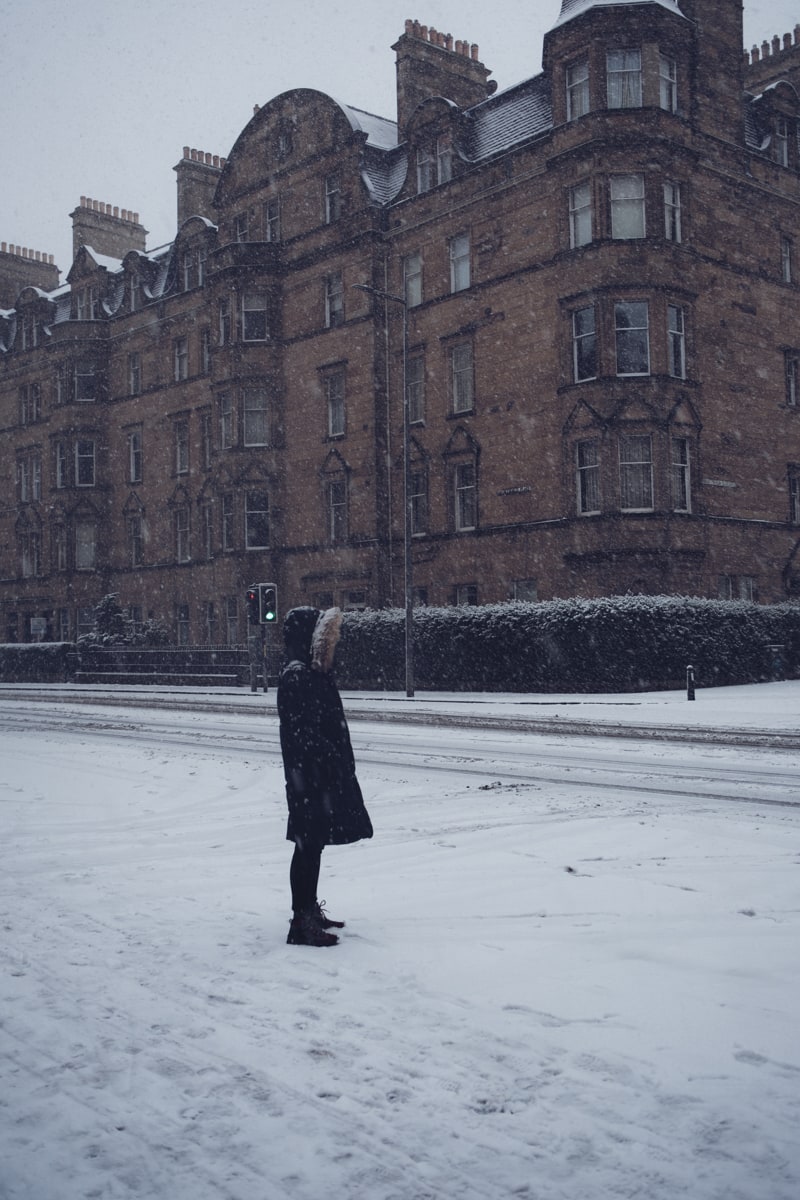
[1,695,799,1199]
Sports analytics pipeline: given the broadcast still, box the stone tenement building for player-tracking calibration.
[2,0,800,644]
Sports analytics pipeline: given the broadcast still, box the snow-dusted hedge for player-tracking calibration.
[338,598,800,692]
[0,643,77,683]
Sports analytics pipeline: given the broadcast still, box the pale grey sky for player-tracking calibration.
[2,0,797,276]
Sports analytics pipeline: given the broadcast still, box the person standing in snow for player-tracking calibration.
[277,606,373,946]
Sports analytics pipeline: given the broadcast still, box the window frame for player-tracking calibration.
[576,439,601,515]
[327,476,348,544]
[614,300,650,376]
[659,55,678,112]
[450,342,475,415]
[242,292,268,342]
[174,418,189,475]
[128,429,143,483]
[569,180,593,249]
[75,438,96,487]
[406,352,425,424]
[243,386,269,447]
[671,436,691,512]
[454,460,477,531]
[619,433,654,511]
[606,48,642,109]
[404,251,423,307]
[245,490,270,550]
[663,181,682,243]
[566,59,590,121]
[325,175,342,224]
[325,370,346,438]
[610,174,646,240]
[325,271,344,328]
[173,336,189,382]
[572,305,597,382]
[449,233,470,293]
[667,304,686,379]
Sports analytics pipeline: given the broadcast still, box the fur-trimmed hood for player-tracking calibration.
[282,605,342,672]
[311,607,343,673]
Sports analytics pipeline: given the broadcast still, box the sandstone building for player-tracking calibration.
[2,0,800,644]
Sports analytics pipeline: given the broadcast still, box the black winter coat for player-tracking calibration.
[277,607,373,848]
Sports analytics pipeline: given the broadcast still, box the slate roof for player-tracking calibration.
[465,74,553,161]
[551,0,686,28]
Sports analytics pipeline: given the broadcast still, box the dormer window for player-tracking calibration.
[774,116,789,167]
[566,60,590,121]
[607,49,642,109]
[417,136,453,194]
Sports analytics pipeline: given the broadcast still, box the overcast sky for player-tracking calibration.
[2,0,797,276]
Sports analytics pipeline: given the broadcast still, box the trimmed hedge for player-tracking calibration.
[0,643,77,683]
[337,597,800,692]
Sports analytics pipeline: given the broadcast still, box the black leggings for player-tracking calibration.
[290,838,323,916]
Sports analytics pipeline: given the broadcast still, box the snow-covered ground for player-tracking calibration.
[1,681,798,1199]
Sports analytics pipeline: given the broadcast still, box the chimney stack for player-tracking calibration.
[70,198,147,260]
[393,19,493,133]
[174,146,226,227]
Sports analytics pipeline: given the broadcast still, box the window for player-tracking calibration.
[774,117,789,167]
[19,455,41,502]
[325,272,344,328]
[243,387,269,446]
[566,60,590,121]
[174,337,188,381]
[201,412,213,469]
[129,274,141,312]
[175,507,190,562]
[786,351,799,406]
[327,477,348,543]
[128,430,143,483]
[182,250,198,291]
[55,441,68,488]
[407,353,425,423]
[663,182,682,243]
[325,175,341,223]
[75,439,96,487]
[410,469,428,535]
[245,491,270,549]
[176,604,190,645]
[175,419,189,475]
[201,329,211,375]
[719,575,755,601]
[782,237,793,284]
[437,136,453,184]
[220,393,234,449]
[455,584,478,606]
[418,137,453,192]
[242,293,268,341]
[576,439,601,514]
[450,342,474,413]
[218,299,231,345]
[225,597,239,645]
[416,145,435,194]
[265,196,280,242]
[607,49,642,108]
[659,55,677,112]
[74,362,96,402]
[790,471,800,524]
[129,351,142,396]
[77,606,95,638]
[20,528,41,578]
[201,501,214,558]
[569,181,593,248]
[235,211,249,242]
[615,301,650,375]
[19,384,41,425]
[128,515,143,567]
[205,602,217,645]
[667,305,686,379]
[610,174,645,239]
[404,252,422,307]
[325,371,345,437]
[572,306,597,381]
[619,434,653,510]
[222,493,235,550]
[671,437,691,512]
[449,233,470,293]
[454,462,477,530]
[75,519,96,569]
[54,524,68,571]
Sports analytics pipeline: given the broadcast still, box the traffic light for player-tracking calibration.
[259,584,278,624]
[246,586,260,625]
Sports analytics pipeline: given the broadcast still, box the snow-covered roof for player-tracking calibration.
[342,104,398,150]
[466,74,553,160]
[551,0,686,28]
[84,245,124,272]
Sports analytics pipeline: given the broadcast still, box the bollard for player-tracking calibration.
[686,664,696,701]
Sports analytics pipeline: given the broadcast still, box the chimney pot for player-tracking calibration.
[773,35,781,54]
[133,212,139,224]
[784,33,792,50]
[471,43,479,60]
[761,40,770,57]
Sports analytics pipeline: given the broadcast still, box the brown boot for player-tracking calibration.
[315,900,345,930]
[287,914,339,947]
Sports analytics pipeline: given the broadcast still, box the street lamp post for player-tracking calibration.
[354,282,414,697]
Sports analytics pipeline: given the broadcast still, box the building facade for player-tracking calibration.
[2,0,800,644]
